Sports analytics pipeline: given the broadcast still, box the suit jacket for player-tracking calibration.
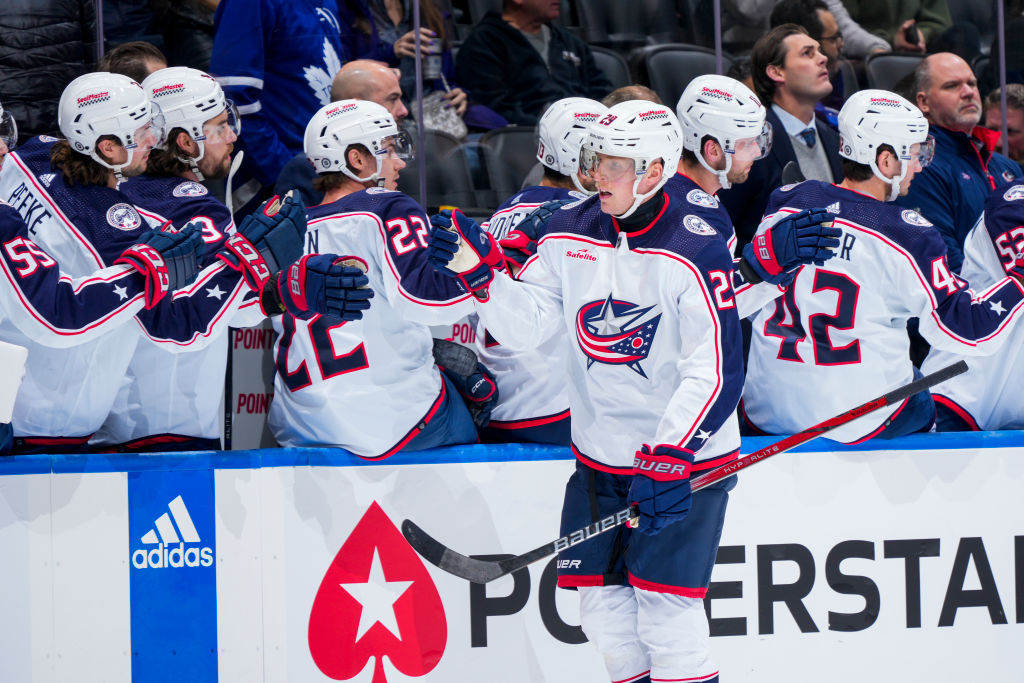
[719,106,844,249]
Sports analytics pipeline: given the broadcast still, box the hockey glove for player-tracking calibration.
[219,192,307,290]
[740,208,840,285]
[628,444,695,535]
[428,209,505,299]
[115,221,205,308]
[261,254,374,321]
[498,198,575,272]
[432,338,499,429]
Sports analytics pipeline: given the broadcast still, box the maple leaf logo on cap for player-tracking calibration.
[308,501,447,682]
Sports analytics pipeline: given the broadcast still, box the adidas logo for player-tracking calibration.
[826,201,840,214]
[131,495,213,569]
[39,173,56,188]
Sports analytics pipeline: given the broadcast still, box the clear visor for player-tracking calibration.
[202,101,241,144]
[732,121,773,162]
[909,135,935,168]
[579,148,638,183]
[380,131,414,160]
[0,110,17,150]
[139,102,166,148]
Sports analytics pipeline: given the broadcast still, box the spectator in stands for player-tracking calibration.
[719,24,843,248]
[897,53,1022,272]
[769,0,848,120]
[844,0,980,61]
[984,85,1024,163]
[150,0,217,72]
[0,0,97,138]
[721,0,888,57]
[601,85,661,107]
[727,57,755,92]
[276,60,409,207]
[97,41,167,84]
[455,0,612,126]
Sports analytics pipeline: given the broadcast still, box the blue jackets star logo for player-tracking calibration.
[575,294,661,377]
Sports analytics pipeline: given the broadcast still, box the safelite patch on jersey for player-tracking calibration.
[1003,185,1024,201]
[686,188,719,208]
[107,203,143,231]
[901,209,932,227]
[173,181,208,197]
[683,214,717,236]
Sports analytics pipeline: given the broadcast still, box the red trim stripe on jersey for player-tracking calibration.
[135,264,248,347]
[571,442,632,474]
[557,574,608,588]
[692,449,739,472]
[628,572,708,598]
[932,394,981,431]
[846,397,907,445]
[651,672,719,682]
[614,671,652,683]
[17,435,92,446]
[369,377,452,460]
[486,408,571,429]
[612,193,671,238]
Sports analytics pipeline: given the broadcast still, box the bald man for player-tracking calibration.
[896,52,1023,272]
[275,60,410,205]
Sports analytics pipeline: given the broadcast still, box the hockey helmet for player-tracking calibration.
[838,89,934,201]
[580,100,683,219]
[304,99,413,186]
[675,74,772,190]
[142,66,239,180]
[0,99,17,151]
[58,72,162,177]
[537,97,609,194]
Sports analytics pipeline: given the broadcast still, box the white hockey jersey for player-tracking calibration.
[922,183,1024,429]
[744,181,1024,443]
[268,188,475,457]
[476,193,745,471]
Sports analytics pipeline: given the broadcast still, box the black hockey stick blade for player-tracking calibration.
[403,360,967,583]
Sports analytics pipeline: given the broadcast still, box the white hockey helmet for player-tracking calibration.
[58,72,162,177]
[838,89,934,201]
[581,100,683,219]
[304,99,413,186]
[676,74,772,190]
[0,99,17,151]
[537,97,609,194]
[142,66,239,180]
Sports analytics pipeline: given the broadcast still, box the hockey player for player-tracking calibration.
[669,74,840,319]
[427,100,781,683]
[922,184,1024,430]
[742,90,1024,443]
[268,100,486,457]
[0,72,351,452]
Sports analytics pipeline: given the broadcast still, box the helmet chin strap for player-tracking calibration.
[695,142,733,190]
[869,157,905,202]
[91,147,133,183]
[615,173,665,220]
[177,141,207,182]
[571,172,595,196]
[339,155,384,187]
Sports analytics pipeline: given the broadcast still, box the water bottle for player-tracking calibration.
[424,42,442,81]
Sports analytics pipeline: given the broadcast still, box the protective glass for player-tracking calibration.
[202,101,241,144]
[380,131,414,160]
[0,109,18,150]
[579,148,638,183]
[910,136,935,168]
[141,102,166,148]
[731,121,773,162]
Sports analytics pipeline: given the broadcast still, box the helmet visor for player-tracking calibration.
[0,109,18,150]
[732,121,773,162]
[144,102,167,148]
[381,131,414,160]
[580,148,637,183]
[910,135,935,168]
[202,101,241,144]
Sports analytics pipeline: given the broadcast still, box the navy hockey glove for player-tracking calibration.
[740,208,840,285]
[262,254,374,321]
[428,209,505,300]
[498,198,575,272]
[115,221,204,309]
[432,338,499,429]
[628,444,695,535]
[219,193,307,290]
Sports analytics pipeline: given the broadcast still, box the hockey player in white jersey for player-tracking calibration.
[268,100,483,457]
[669,74,840,319]
[923,184,1024,430]
[428,101,748,683]
[743,90,1024,443]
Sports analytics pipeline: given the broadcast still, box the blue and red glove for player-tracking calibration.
[262,254,374,321]
[219,193,307,290]
[498,198,574,272]
[115,220,204,308]
[428,209,505,299]
[627,444,695,535]
[741,208,840,285]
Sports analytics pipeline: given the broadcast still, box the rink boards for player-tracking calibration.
[0,432,1022,682]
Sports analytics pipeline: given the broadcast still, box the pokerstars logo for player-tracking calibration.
[131,495,214,569]
[309,502,447,682]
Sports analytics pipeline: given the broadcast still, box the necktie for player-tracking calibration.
[798,127,817,148]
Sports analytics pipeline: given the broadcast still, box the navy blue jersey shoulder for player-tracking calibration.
[121,176,231,228]
[494,185,575,214]
[664,173,735,243]
[309,187,424,222]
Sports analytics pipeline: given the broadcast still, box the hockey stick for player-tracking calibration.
[402,360,967,583]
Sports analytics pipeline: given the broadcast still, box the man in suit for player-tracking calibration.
[720,23,843,248]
